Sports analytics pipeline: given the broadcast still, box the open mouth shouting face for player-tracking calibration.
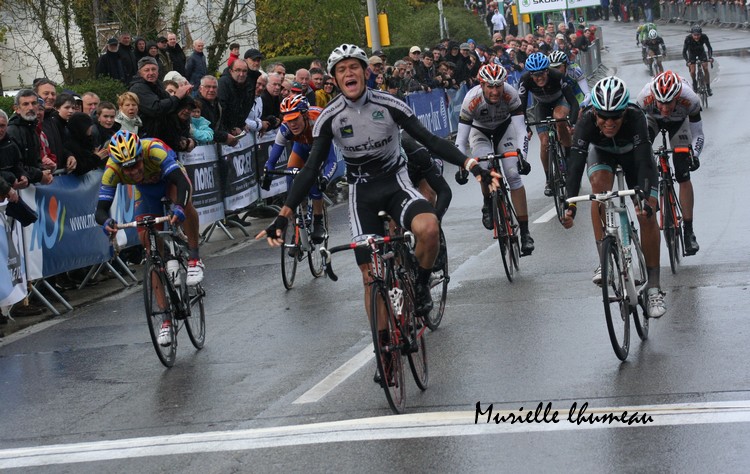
[333,58,365,100]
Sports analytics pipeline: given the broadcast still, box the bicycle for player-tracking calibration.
[320,212,427,414]
[646,53,664,77]
[566,167,649,361]
[426,227,449,330]
[526,116,569,222]
[265,168,330,290]
[117,211,206,368]
[692,57,711,109]
[654,129,689,274]
[476,152,524,282]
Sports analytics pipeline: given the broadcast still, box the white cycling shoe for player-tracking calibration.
[646,288,667,319]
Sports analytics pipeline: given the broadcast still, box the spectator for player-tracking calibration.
[436,61,459,89]
[601,0,610,20]
[310,67,325,92]
[455,42,477,84]
[6,90,50,185]
[294,68,316,106]
[492,7,508,37]
[315,75,336,107]
[163,80,179,96]
[165,33,187,75]
[0,110,28,192]
[46,93,77,173]
[146,41,168,80]
[115,92,142,137]
[414,52,438,88]
[446,42,462,64]
[65,112,108,174]
[227,43,240,69]
[366,55,385,89]
[35,98,57,172]
[218,56,257,136]
[195,75,239,147]
[81,92,100,117]
[280,79,293,99]
[261,72,283,130]
[156,36,173,72]
[95,101,121,148]
[191,101,214,145]
[244,73,270,135]
[96,38,128,84]
[372,49,388,66]
[163,98,196,152]
[309,58,325,70]
[408,45,422,64]
[134,37,148,62]
[130,56,192,139]
[266,62,286,76]
[117,32,138,83]
[185,39,208,90]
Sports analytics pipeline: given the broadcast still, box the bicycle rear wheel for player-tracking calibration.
[400,274,428,391]
[601,236,630,361]
[628,225,649,341]
[281,224,299,289]
[370,281,405,414]
[549,143,566,222]
[308,206,328,277]
[185,283,206,349]
[144,263,177,367]
[426,228,449,330]
[492,191,514,282]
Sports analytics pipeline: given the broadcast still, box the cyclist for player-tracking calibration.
[548,51,591,108]
[642,29,667,74]
[260,94,337,243]
[560,76,666,319]
[636,22,659,61]
[518,52,579,198]
[455,63,535,255]
[682,25,713,96]
[400,131,452,221]
[636,70,702,255]
[256,44,497,377]
[95,130,204,344]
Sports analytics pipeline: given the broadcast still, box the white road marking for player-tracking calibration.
[1,401,749,468]
[533,207,558,224]
[293,341,374,404]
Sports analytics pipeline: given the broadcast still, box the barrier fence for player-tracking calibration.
[1,35,606,314]
[659,1,750,26]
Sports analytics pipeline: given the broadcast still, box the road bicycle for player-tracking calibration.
[476,152,524,282]
[117,211,206,368]
[693,57,711,109]
[646,53,664,77]
[320,212,427,414]
[566,167,649,361]
[654,129,689,274]
[426,227,449,330]
[527,116,569,222]
[265,169,330,290]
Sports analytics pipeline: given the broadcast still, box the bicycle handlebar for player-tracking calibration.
[567,187,652,217]
[319,233,416,282]
[265,168,300,177]
[117,215,171,229]
[525,116,570,127]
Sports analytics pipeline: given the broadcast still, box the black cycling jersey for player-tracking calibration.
[566,105,657,198]
[682,34,712,62]
[284,88,468,212]
[401,132,452,220]
[642,37,666,55]
[518,68,580,125]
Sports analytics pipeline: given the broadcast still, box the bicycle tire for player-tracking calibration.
[662,186,678,275]
[628,225,649,341]
[185,283,206,349]
[601,236,630,361]
[426,228,449,330]
[492,191,514,282]
[370,281,406,414]
[399,272,428,391]
[281,223,299,290]
[551,142,568,222]
[144,263,177,367]
[308,206,328,277]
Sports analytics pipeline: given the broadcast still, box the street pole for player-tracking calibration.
[367,0,381,52]
[438,0,445,39]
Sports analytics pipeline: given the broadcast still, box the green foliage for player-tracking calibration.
[386,4,491,49]
[62,77,128,105]
[0,96,14,116]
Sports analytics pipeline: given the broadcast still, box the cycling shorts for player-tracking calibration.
[531,96,570,133]
[135,167,192,218]
[468,119,524,191]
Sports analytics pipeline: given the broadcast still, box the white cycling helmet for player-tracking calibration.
[548,50,568,67]
[591,76,630,117]
[651,70,683,103]
[327,44,369,75]
[648,29,658,40]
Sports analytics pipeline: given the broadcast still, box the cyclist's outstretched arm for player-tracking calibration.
[424,165,452,220]
[164,168,191,208]
[401,116,470,169]
[689,116,704,158]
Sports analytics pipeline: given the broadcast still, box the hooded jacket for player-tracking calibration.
[129,75,183,139]
[64,112,102,175]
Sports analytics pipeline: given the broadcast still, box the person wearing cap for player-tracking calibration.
[156,37,173,72]
[96,38,128,84]
[165,33,187,75]
[217,53,259,137]
[409,45,422,61]
[130,56,192,140]
[372,49,387,63]
[185,39,208,91]
[455,42,478,85]
[366,55,384,89]
[145,41,169,80]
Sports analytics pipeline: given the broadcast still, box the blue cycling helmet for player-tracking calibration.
[591,76,630,117]
[525,52,550,72]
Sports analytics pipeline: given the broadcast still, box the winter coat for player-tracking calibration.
[64,113,103,174]
[5,114,43,183]
[185,51,208,89]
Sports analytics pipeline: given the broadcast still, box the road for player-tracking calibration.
[1,22,749,473]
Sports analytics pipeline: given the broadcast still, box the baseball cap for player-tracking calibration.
[107,37,118,45]
[368,55,383,65]
[555,33,565,40]
[244,48,263,60]
[409,46,421,54]
[290,81,304,93]
[157,36,167,43]
[372,49,386,57]
[137,57,158,70]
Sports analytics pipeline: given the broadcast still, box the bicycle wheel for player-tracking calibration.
[601,236,631,361]
[143,263,177,367]
[628,225,649,341]
[661,185,678,275]
[551,143,567,222]
[370,281,406,414]
[308,206,328,277]
[185,283,206,349]
[426,228,449,330]
[492,191,514,282]
[281,223,299,290]
[400,275,428,391]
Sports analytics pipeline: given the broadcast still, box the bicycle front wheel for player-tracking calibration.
[492,191,514,282]
[308,206,328,277]
[628,225,649,341]
[549,143,566,222]
[399,274,428,391]
[370,281,406,414]
[661,184,679,274]
[185,283,206,349]
[601,236,631,361]
[281,224,299,290]
[426,228,449,330]
[144,263,177,367]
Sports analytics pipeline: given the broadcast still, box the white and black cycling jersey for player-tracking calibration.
[459,83,522,130]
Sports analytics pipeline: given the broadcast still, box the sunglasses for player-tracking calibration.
[595,111,625,120]
[324,82,334,86]
[484,83,503,89]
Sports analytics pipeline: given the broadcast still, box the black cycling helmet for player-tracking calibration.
[690,25,702,34]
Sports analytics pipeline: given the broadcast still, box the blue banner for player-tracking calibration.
[445,84,468,135]
[405,89,451,138]
[0,208,27,307]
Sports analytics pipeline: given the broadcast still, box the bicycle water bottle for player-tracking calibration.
[619,211,630,247]
[166,259,181,285]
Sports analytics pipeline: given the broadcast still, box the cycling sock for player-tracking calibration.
[647,267,660,288]
[313,214,323,225]
[417,266,431,286]
[683,219,693,233]
[189,248,200,260]
[519,219,529,235]
[483,196,492,208]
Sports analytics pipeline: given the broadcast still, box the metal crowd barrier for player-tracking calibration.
[659,1,750,27]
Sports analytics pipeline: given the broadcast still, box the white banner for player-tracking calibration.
[0,203,28,308]
[518,0,567,15]
[567,0,600,9]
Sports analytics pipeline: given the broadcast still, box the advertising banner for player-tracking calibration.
[22,173,111,279]
[180,145,225,227]
[567,0,600,8]
[0,206,28,307]
[220,134,259,211]
[110,184,140,250]
[445,84,468,134]
[255,130,289,199]
[518,0,567,14]
[405,89,451,138]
